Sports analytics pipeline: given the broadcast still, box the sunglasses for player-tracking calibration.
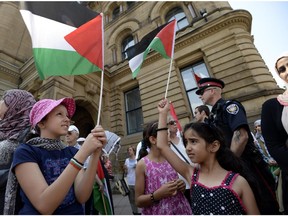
[278,65,287,74]
[167,120,176,125]
[198,87,216,96]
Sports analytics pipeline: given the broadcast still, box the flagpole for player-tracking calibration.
[96,70,104,126]
[96,13,104,126]
[164,19,176,99]
[164,58,173,99]
[101,192,108,215]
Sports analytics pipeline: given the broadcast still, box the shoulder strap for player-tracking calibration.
[170,141,190,164]
[192,167,199,183]
[223,171,238,187]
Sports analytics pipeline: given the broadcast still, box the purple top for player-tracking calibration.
[141,156,192,215]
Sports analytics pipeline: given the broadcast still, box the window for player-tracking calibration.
[166,7,189,31]
[112,6,120,20]
[125,87,144,135]
[122,35,135,60]
[127,1,135,9]
[180,61,210,112]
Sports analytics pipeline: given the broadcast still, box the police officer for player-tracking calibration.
[196,77,279,214]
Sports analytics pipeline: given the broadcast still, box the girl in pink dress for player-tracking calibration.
[135,121,192,215]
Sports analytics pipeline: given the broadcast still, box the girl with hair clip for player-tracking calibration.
[135,121,192,215]
[4,98,107,215]
[157,98,260,215]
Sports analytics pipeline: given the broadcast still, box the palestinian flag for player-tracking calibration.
[93,161,113,215]
[128,19,176,78]
[20,2,103,80]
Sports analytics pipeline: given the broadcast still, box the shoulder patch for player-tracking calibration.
[226,103,239,115]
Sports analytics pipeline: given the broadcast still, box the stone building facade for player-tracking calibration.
[0,1,283,173]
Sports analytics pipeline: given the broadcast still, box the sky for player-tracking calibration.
[229,1,288,88]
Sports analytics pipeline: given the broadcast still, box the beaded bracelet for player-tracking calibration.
[156,127,168,132]
[150,192,159,204]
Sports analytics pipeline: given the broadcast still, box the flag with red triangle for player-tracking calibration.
[20,2,103,80]
[65,13,103,71]
[128,19,177,78]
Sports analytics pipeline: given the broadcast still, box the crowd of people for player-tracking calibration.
[0,52,287,214]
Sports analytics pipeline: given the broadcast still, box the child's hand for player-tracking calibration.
[175,179,186,193]
[91,125,107,146]
[82,133,104,156]
[158,98,170,114]
[157,180,178,199]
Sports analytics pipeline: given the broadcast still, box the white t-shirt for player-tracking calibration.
[170,136,192,189]
[124,158,137,186]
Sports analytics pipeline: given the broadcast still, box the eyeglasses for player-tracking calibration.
[167,120,176,125]
[199,88,216,96]
[278,65,288,74]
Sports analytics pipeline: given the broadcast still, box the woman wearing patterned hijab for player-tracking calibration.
[0,89,36,214]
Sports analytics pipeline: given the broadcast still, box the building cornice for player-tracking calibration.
[0,60,19,78]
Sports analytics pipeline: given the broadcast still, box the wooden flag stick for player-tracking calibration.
[97,14,104,126]
[96,70,104,126]
[164,58,173,99]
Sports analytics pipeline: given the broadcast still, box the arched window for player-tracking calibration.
[112,6,120,20]
[166,7,189,31]
[127,1,135,10]
[122,35,135,60]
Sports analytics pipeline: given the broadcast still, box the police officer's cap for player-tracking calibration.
[195,77,225,95]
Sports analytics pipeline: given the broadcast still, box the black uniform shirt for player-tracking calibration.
[210,98,250,148]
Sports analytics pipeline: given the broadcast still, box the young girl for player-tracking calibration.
[157,98,260,215]
[135,121,192,215]
[4,98,106,215]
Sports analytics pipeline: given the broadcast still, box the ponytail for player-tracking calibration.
[138,121,158,161]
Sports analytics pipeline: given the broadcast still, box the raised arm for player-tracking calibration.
[157,99,193,184]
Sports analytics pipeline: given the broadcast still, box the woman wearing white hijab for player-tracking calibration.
[261,52,288,214]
